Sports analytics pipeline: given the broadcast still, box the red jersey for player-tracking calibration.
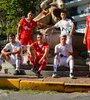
[32,41,49,56]
[86,15,90,37]
[19,18,37,39]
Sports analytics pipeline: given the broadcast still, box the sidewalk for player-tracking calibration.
[0,54,90,92]
[0,72,90,92]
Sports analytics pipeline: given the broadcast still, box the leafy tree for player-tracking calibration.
[0,0,40,36]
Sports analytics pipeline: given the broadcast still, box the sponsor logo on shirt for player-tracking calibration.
[24,26,31,30]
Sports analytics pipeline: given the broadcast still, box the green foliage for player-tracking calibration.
[0,0,40,36]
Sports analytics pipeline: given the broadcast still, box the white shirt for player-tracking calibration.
[54,43,73,57]
[54,18,73,35]
[4,41,21,53]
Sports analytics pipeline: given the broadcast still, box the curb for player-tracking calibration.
[0,78,20,89]
[20,80,64,91]
[0,78,90,92]
[65,83,90,92]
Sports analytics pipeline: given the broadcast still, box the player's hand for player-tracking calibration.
[44,28,49,34]
[5,52,11,56]
[16,34,19,41]
[38,58,44,64]
[83,37,86,45]
[38,59,42,64]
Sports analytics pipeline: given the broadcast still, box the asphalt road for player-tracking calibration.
[0,90,90,100]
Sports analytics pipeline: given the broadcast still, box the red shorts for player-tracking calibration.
[19,38,32,46]
[28,53,48,64]
[87,38,90,53]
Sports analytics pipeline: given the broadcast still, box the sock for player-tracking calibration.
[0,56,3,65]
[16,59,20,70]
[38,61,46,72]
[69,59,74,74]
[53,58,58,73]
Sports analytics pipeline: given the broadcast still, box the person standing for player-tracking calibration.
[17,11,38,46]
[83,15,90,76]
[52,33,74,78]
[17,10,46,63]
[28,33,49,78]
[45,9,75,46]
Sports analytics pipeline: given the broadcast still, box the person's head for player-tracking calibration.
[60,9,67,20]
[9,34,16,43]
[59,34,67,45]
[27,11,33,19]
[37,33,43,42]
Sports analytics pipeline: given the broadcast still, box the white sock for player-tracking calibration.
[69,59,74,74]
[16,59,20,70]
[53,58,58,73]
[0,56,3,65]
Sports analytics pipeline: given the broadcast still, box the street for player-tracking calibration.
[0,90,90,100]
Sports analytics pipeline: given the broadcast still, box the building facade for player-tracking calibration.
[64,0,90,34]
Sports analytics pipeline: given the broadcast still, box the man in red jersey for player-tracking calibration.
[28,33,49,77]
[17,11,44,46]
[83,15,90,76]
[83,15,90,58]
[17,11,46,63]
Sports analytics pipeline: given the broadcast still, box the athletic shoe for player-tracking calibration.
[31,66,37,74]
[86,58,90,67]
[69,73,74,79]
[19,70,26,75]
[36,71,42,78]
[86,73,90,77]
[0,65,2,71]
[52,72,57,78]
[13,70,20,75]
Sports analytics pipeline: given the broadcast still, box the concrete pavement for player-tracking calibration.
[0,54,90,92]
[0,72,90,92]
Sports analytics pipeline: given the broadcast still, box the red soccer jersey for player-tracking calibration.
[19,18,37,39]
[32,41,49,56]
[86,15,90,37]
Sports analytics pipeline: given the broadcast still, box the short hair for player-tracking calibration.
[28,10,32,14]
[59,34,67,38]
[60,9,67,14]
[27,10,33,15]
[9,34,15,37]
[37,33,43,37]
[59,30,67,37]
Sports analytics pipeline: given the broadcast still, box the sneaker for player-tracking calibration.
[86,58,90,65]
[36,71,42,78]
[32,67,37,74]
[52,72,57,78]
[0,65,2,71]
[13,70,20,75]
[19,70,26,75]
[86,73,90,77]
[69,73,74,79]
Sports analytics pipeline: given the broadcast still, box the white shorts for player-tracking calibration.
[60,57,69,67]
